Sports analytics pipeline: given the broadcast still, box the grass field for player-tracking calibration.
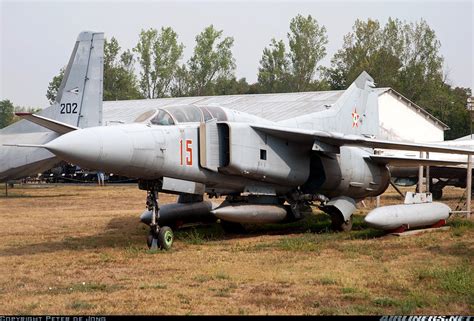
[0,184,472,315]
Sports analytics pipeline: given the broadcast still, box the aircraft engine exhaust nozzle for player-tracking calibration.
[364,202,451,231]
[140,201,217,227]
[211,204,288,224]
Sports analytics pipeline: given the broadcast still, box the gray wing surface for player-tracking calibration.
[14,113,79,134]
[367,155,467,167]
[250,124,474,158]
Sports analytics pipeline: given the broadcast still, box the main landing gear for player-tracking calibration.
[330,213,353,232]
[140,181,174,250]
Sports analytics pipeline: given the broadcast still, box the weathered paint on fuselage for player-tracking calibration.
[43,120,391,200]
[44,123,298,194]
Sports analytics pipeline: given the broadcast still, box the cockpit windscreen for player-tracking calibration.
[133,105,228,125]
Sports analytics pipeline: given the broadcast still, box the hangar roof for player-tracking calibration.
[103,87,449,130]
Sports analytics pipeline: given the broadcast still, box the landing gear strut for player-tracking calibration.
[141,181,174,250]
[431,188,443,200]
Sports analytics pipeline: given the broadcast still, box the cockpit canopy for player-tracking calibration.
[134,105,228,125]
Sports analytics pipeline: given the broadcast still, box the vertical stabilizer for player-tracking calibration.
[50,31,104,128]
[0,31,104,181]
[280,71,379,138]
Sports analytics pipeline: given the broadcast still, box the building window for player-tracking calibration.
[260,149,267,160]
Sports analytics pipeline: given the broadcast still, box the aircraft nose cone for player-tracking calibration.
[45,128,101,166]
[45,126,133,171]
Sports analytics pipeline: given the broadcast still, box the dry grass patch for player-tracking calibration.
[0,184,472,315]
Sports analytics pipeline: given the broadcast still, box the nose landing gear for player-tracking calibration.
[141,180,174,251]
[147,226,174,250]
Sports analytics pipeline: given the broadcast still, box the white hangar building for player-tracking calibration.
[103,87,448,143]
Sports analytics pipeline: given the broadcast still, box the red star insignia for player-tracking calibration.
[352,108,360,128]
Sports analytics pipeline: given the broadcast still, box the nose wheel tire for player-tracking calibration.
[158,226,174,250]
[147,226,174,250]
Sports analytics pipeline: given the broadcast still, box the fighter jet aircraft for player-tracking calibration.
[389,135,474,199]
[7,51,474,250]
[0,31,104,181]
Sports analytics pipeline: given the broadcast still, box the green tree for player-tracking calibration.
[11,106,42,124]
[0,99,14,129]
[257,39,290,93]
[258,14,327,93]
[419,83,471,140]
[187,25,235,96]
[134,29,155,98]
[324,18,443,94]
[288,14,328,91]
[214,77,250,95]
[325,18,470,139]
[134,27,184,98]
[170,64,191,97]
[46,68,65,105]
[103,37,142,100]
[324,19,401,90]
[397,19,444,102]
[46,37,142,102]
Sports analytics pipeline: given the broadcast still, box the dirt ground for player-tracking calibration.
[0,184,472,315]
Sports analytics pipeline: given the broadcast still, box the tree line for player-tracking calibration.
[1,15,472,139]
[0,101,40,129]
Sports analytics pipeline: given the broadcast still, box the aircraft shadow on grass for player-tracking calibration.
[0,213,386,257]
[1,193,76,198]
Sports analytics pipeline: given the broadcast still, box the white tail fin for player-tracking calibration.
[0,31,104,181]
[44,31,104,128]
[280,71,379,138]
[1,31,104,137]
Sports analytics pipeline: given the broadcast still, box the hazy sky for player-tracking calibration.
[1,0,472,107]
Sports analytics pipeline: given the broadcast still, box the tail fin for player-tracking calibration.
[0,31,103,182]
[280,71,379,138]
[41,31,104,128]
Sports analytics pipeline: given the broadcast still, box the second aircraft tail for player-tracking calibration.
[279,71,379,138]
[42,31,104,128]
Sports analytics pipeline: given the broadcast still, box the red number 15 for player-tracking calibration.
[179,139,193,166]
